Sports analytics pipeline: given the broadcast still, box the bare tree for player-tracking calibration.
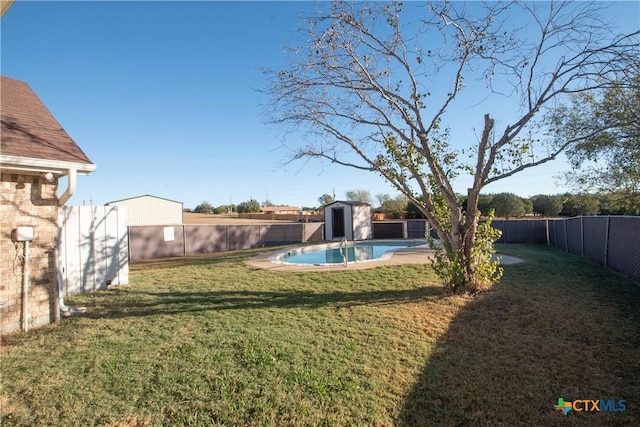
[345,189,372,204]
[263,1,639,293]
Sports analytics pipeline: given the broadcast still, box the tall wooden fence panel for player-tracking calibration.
[58,206,129,296]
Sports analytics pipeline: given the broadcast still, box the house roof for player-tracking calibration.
[106,194,183,206]
[260,206,301,212]
[1,76,95,174]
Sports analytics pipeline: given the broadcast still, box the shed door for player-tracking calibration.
[332,207,345,238]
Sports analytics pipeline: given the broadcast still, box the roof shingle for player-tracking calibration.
[1,76,93,165]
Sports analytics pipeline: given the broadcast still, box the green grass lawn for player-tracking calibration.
[2,244,639,426]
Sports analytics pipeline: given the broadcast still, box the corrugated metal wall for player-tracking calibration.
[107,196,182,226]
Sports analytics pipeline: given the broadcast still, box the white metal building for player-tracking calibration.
[324,201,372,241]
[106,195,183,226]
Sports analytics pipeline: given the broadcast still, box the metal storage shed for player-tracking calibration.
[324,201,372,241]
[106,195,183,226]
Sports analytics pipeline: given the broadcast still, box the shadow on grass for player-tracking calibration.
[399,245,640,427]
[80,286,446,319]
[129,249,263,272]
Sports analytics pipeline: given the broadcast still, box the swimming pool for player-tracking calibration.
[272,240,428,265]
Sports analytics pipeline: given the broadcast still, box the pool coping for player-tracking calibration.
[246,240,524,272]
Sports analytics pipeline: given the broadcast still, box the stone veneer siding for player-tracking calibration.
[1,172,59,335]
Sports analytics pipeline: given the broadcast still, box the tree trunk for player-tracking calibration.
[427,115,497,294]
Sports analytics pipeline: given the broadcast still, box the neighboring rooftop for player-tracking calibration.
[260,206,302,213]
[1,76,94,171]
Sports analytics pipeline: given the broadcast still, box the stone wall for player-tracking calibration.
[0,172,59,335]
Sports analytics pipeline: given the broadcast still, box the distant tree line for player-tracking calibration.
[332,188,639,217]
[192,199,261,214]
[381,191,638,219]
[191,190,638,218]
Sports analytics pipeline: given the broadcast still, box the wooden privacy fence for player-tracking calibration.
[58,206,129,296]
[129,223,325,261]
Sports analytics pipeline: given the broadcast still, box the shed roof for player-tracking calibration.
[106,194,183,206]
[1,76,95,173]
[324,200,371,207]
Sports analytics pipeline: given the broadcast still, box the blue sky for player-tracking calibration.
[2,1,638,209]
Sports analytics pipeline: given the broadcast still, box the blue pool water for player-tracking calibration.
[279,241,425,265]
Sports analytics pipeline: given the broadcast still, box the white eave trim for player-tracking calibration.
[0,155,96,176]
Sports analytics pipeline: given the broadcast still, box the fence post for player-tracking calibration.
[563,219,568,252]
[604,216,610,267]
[183,225,187,256]
[545,219,550,245]
[580,217,584,257]
[127,226,131,263]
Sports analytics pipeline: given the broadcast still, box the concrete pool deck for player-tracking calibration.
[246,245,524,272]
